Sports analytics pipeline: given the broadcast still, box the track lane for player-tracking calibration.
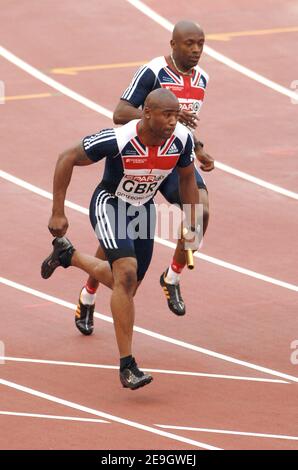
[1,62,297,283]
[1,183,297,379]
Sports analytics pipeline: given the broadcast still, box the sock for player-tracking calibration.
[165,260,184,285]
[120,355,133,371]
[80,284,97,305]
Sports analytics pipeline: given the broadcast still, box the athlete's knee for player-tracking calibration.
[116,268,137,293]
[113,258,138,293]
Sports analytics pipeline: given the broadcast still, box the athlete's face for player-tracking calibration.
[171,31,205,69]
[147,104,180,139]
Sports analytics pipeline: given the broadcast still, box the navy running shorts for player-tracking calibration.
[89,185,156,281]
[159,166,207,207]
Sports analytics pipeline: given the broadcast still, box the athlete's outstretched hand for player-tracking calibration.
[195,146,215,172]
[48,214,69,238]
[178,110,199,130]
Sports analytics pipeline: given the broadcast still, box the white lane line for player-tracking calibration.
[1,169,298,292]
[0,46,112,120]
[0,410,109,424]
[0,356,288,384]
[126,0,298,103]
[155,236,298,292]
[0,170,87,215]
[0,46,297,201]
[0,378,221,450]
[1,277,298,384]
[214,161,298,201]
[156,424,298,442]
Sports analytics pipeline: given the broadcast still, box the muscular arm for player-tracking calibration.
[113,65,156,124]
[49,144,94,237]
[52,144,93,215]
[113,99,142,125]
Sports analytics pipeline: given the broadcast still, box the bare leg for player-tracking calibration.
[71,251,114,289]
[85,245,106,290]
[72,252,138,357]
[73,249,141,295]
[110,258,138,358]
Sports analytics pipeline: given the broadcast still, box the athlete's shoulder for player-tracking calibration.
[83,127,119,161]
[83,127,117,149]
[114,120,139,150]
[145,56,167,75]
[174,122,193,145]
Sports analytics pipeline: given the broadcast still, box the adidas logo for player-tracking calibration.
[167,143,179,154]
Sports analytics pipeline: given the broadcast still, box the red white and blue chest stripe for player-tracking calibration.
[113,120,194,205]
[121,56,209,116]
[83,120,194,206]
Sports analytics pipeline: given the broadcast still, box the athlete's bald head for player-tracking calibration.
[144,88,179,110]
[172,20,204,41]
[170,20,205,71]
[141,89,180,141]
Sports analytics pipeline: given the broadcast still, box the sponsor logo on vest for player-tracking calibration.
[180,102,193,112]
[125,175,160,182]
[165,85,182,92]
[125,150,140,155]
[192,100,202,112]
[125,158,147,164]
[167,143,179,154]
[179,101,201,113]
[162,76,175,83]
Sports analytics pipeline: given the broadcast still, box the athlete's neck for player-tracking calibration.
[137,121,165,147]
[168,54,193,76]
